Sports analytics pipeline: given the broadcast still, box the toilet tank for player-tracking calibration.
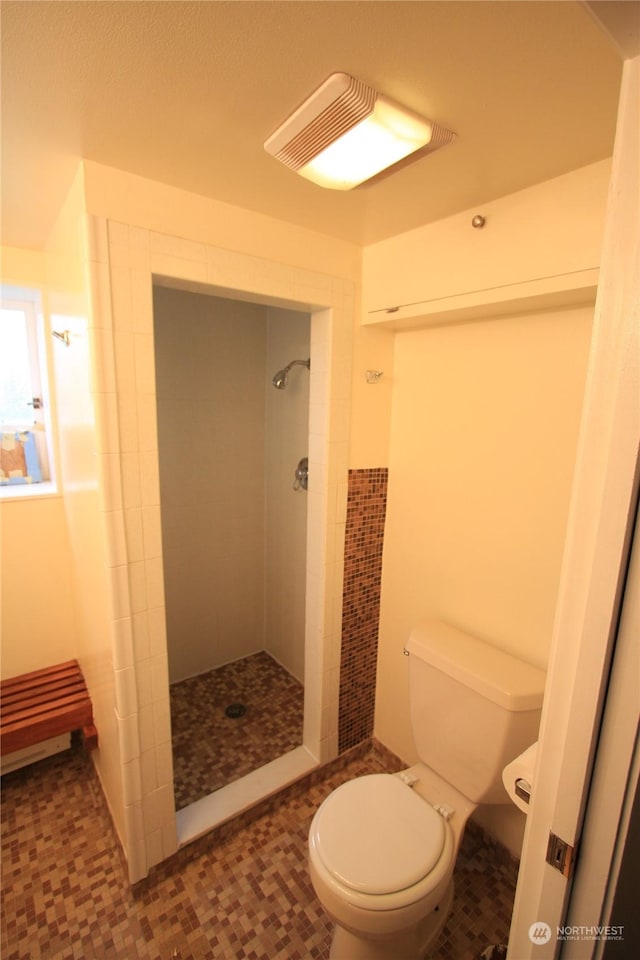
[406,621,546,804]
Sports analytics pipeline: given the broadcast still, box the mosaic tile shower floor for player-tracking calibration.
[170,651,304,810]
[1,743,517,960]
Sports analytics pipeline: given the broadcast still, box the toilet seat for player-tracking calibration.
[310,774,449,904]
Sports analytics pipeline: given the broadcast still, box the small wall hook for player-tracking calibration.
[366,370,384,384]
[52,329,71,346]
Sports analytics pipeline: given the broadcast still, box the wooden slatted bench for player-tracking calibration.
[0,660,98,760]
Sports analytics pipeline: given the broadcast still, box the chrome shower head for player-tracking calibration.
[272,358,310,389]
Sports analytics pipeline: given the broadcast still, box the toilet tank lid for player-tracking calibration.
[407,621,546,711]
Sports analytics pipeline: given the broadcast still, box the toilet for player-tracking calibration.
[308,620,546,960]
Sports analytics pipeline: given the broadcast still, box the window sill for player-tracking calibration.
[0,481,60,502]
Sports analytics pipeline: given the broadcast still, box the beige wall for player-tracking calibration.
[376,304,593,750]
[1,246,45,286]
[362,160,611,319]
[154,287,268,681]
[349,319,395,470]
[376,305,593,852]
[0,496,76,677]
[0,245,77,678]
[82,161,361,283]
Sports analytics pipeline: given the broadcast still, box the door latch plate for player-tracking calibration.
[546,831,576,878]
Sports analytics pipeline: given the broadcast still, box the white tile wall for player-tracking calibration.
[88,214,353,881]
[112,616,134,671]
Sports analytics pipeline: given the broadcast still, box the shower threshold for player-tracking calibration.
[175,744,318,847]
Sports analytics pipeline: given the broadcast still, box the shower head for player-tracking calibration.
[272,357,310,389]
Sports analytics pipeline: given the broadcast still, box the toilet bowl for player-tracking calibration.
[309,769,469,960]
[308,621,546,960]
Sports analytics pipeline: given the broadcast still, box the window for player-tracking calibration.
[1,286,53,492]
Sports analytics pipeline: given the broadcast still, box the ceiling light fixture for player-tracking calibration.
[264,72,454,191]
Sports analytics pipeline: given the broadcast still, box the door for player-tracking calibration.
[507,53,639,959]
[562,504,639,957]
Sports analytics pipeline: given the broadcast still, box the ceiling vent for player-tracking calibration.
[264,72,454,190]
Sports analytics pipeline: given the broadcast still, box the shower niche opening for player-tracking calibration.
[153,283,311,816]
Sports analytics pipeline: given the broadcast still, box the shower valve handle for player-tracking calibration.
[294,457,309,491]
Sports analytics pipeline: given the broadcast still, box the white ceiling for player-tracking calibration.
[0,1,626,250]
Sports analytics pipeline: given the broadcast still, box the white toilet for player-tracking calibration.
[308,620,546,960]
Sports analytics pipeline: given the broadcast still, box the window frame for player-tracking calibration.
[1,285,57,498]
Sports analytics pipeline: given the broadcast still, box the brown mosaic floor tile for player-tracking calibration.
[2,742,517,960]
[170,652,304,810]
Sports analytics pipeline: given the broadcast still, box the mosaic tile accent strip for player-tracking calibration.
[339,467,388,752]
[1,741,518,960]
[170,651,303,810]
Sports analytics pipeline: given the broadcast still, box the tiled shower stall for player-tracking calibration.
[83,216,374,881]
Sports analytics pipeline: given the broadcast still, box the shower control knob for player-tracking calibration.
[294,457,309,491]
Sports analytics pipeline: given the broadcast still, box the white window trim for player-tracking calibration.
[1,285,58,499]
